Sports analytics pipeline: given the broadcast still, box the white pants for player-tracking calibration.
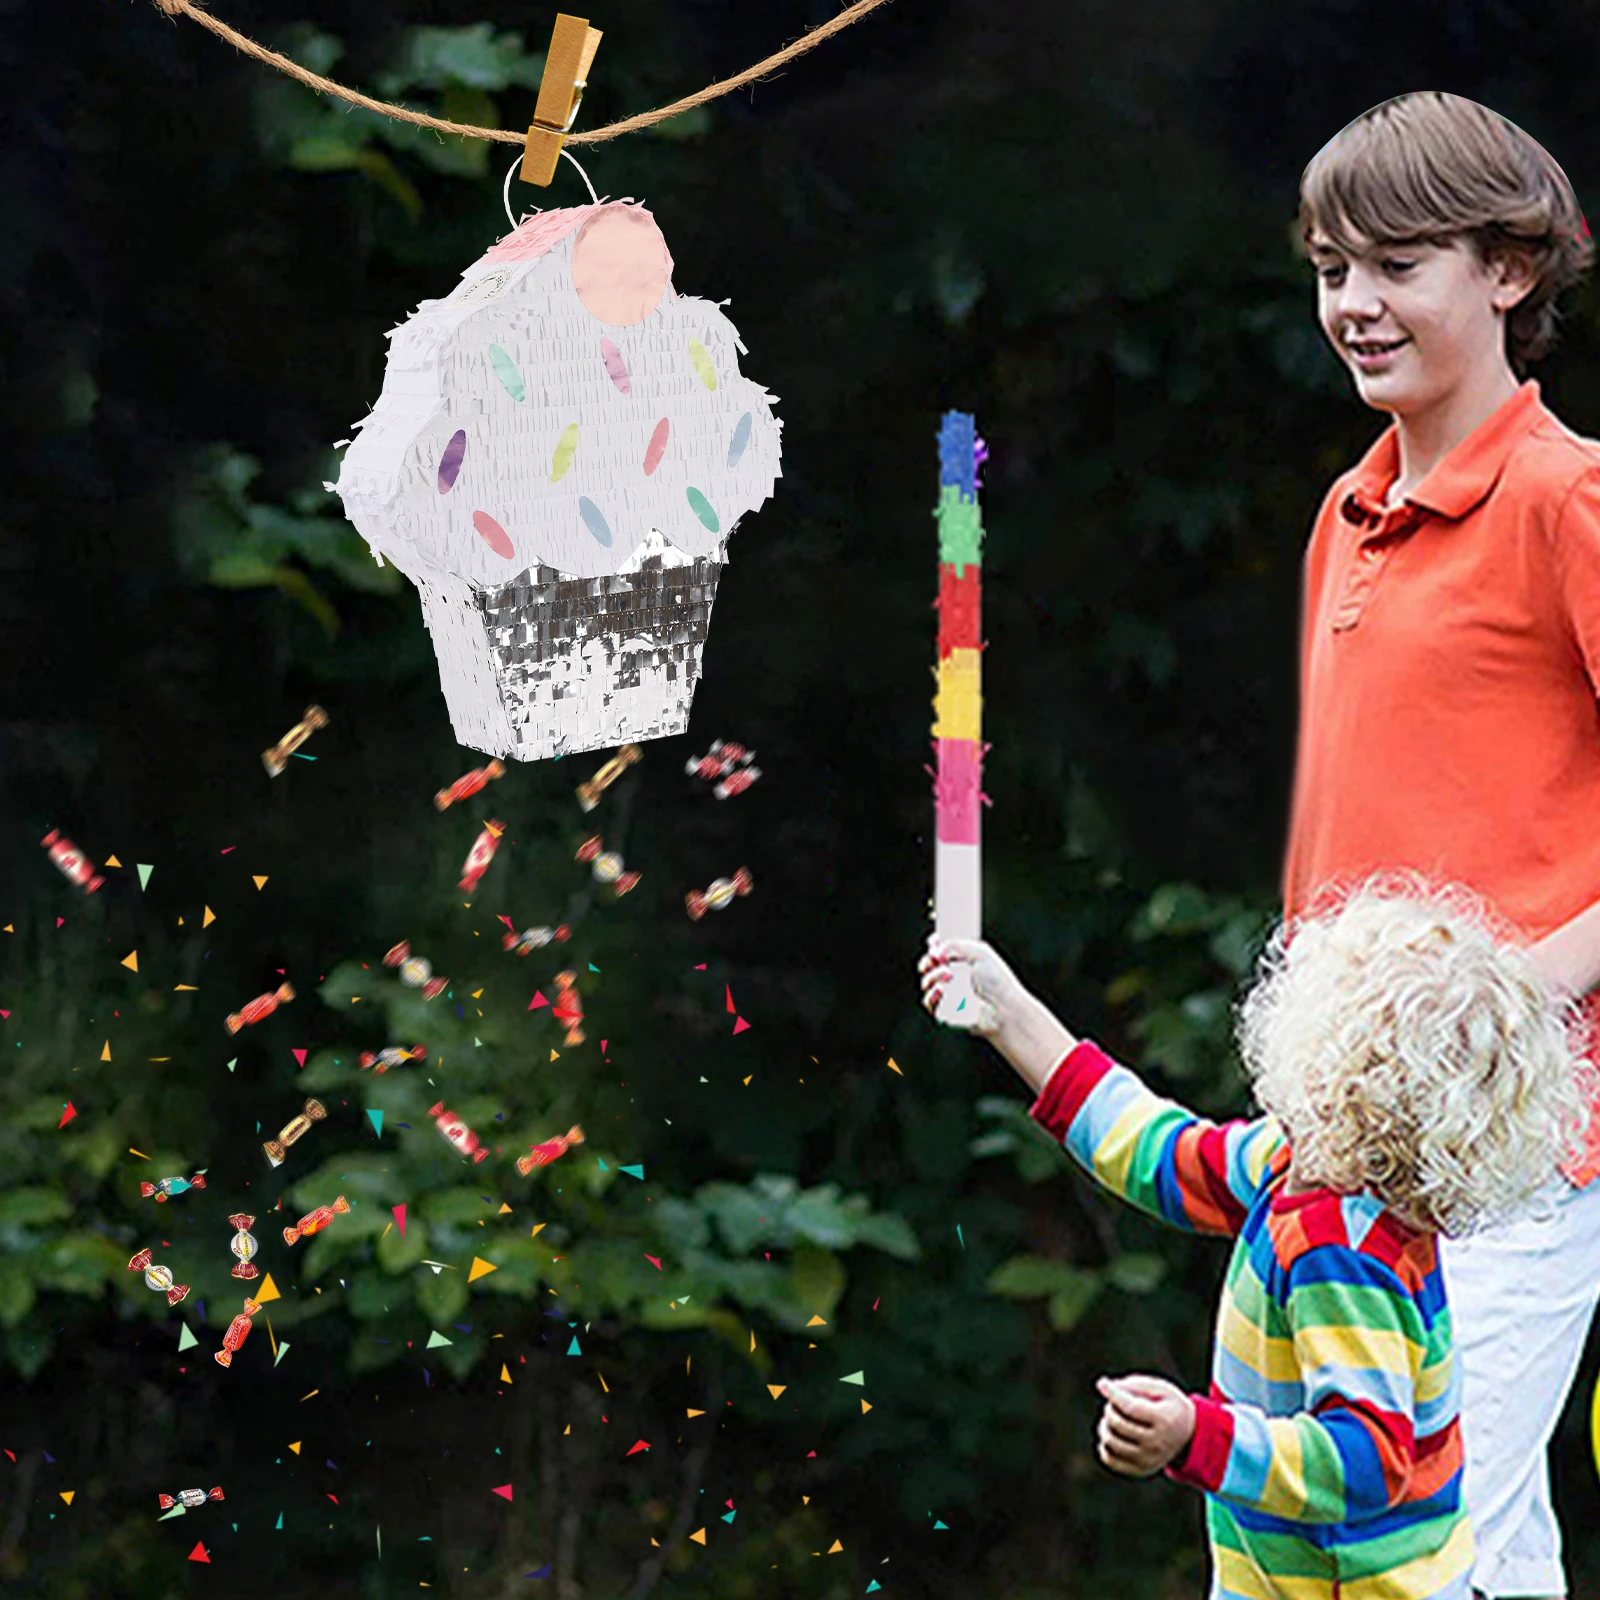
[1439,1177,1600,1597]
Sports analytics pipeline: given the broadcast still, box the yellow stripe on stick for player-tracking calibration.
[932,650,983,740]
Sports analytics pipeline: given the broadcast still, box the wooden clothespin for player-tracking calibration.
[521,14,604,188]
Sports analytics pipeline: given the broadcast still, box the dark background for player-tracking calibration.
[4,0,1600,1595]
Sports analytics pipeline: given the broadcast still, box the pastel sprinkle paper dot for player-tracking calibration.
[643,418,670,476]
[727,412,752,468]
[577,496,613,547]
[438,430,467,493]
[688,337,718,391]
[599,338,630,394]
[550,424,579,483]
[473,511,516,559]
[686,488,720,533]
[488,345,525,401]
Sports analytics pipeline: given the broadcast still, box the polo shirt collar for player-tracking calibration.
[1343,378,1544,523]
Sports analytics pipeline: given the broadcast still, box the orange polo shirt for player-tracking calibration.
[1284,379,1600,1185]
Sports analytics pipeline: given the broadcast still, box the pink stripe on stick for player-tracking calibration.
[934,738,986,843]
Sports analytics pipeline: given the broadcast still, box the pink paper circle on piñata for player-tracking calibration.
[599,338,631,394]
[472,510,516,559]
[643,418,670,476]
[572,208,672,327]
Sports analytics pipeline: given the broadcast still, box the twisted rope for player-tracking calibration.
[148,0,891,147]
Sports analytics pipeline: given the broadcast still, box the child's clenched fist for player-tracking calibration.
[1094,1375,1196,1478]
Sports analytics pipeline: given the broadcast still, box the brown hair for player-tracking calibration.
[1298,92,1592,371]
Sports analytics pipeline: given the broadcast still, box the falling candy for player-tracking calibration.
[459,819,506,894]
[686,867,753,921]
[516,1125,584,1175]
[552,971,585,1047]
[429,1102,489,1164]
[358,1045,426,1074]
[225,982,294,1036]
[128,1248,189,1306]
[576,835,640,895]
[686,739,760,799]
[228,1213,259,1280]
[214,1298,260,1368]
[435,759,504,812]
[263,1098,327,1168]
[503,924,571,957]
[140,1173,206,1203]
[262,706,328,777]
[283,1196,351,1247]
[384,941,448,1001]
[575,744,641,812]
[40,829,104,894]
[159,1487,225,1511]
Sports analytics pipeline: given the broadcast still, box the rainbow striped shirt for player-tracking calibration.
[1030,1041,1473,1600]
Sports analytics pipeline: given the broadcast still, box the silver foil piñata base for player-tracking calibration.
[414,544,724,762]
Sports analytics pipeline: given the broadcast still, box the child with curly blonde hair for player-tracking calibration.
[920,879,1592,1600]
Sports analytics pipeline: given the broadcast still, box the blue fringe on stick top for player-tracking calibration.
[938,411,977,496]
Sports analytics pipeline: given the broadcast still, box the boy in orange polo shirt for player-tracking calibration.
[1287,92,1599,1599]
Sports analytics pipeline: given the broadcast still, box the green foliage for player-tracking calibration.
[970,1094,1075,1182]
[170,444,400,634]
[1111,882,1274,1096]
[254,22,547,200]
[988,1253,1103,1330]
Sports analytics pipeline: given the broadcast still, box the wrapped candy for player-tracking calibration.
[713,766,760,800]
[358,1044,426,1074]
[384,941,448,1001]
[435,758,505,812]
[262,705,328,777]
[686,738,749,779]
[552,970,585,1046]
[263,1097,327,1167]
[228,1214,260,1280]
[459,819,506,893]
[158,1486,226,1511]
[576,744,641,812]
[502,923,572,957]
[575,835,640,895]
[686,866,754,921]
[283,1195,352,1246]
[127,1248,189,1306]
[213,1297,261,1369]
[225,981,295,1035]
[516,1124,585,1176]
[686,740,760,800]
[40,829,105,894]
[140,1172,206,1202]
[428,1101,490,1163]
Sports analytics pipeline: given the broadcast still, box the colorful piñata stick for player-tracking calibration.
[931,411,990,1025]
